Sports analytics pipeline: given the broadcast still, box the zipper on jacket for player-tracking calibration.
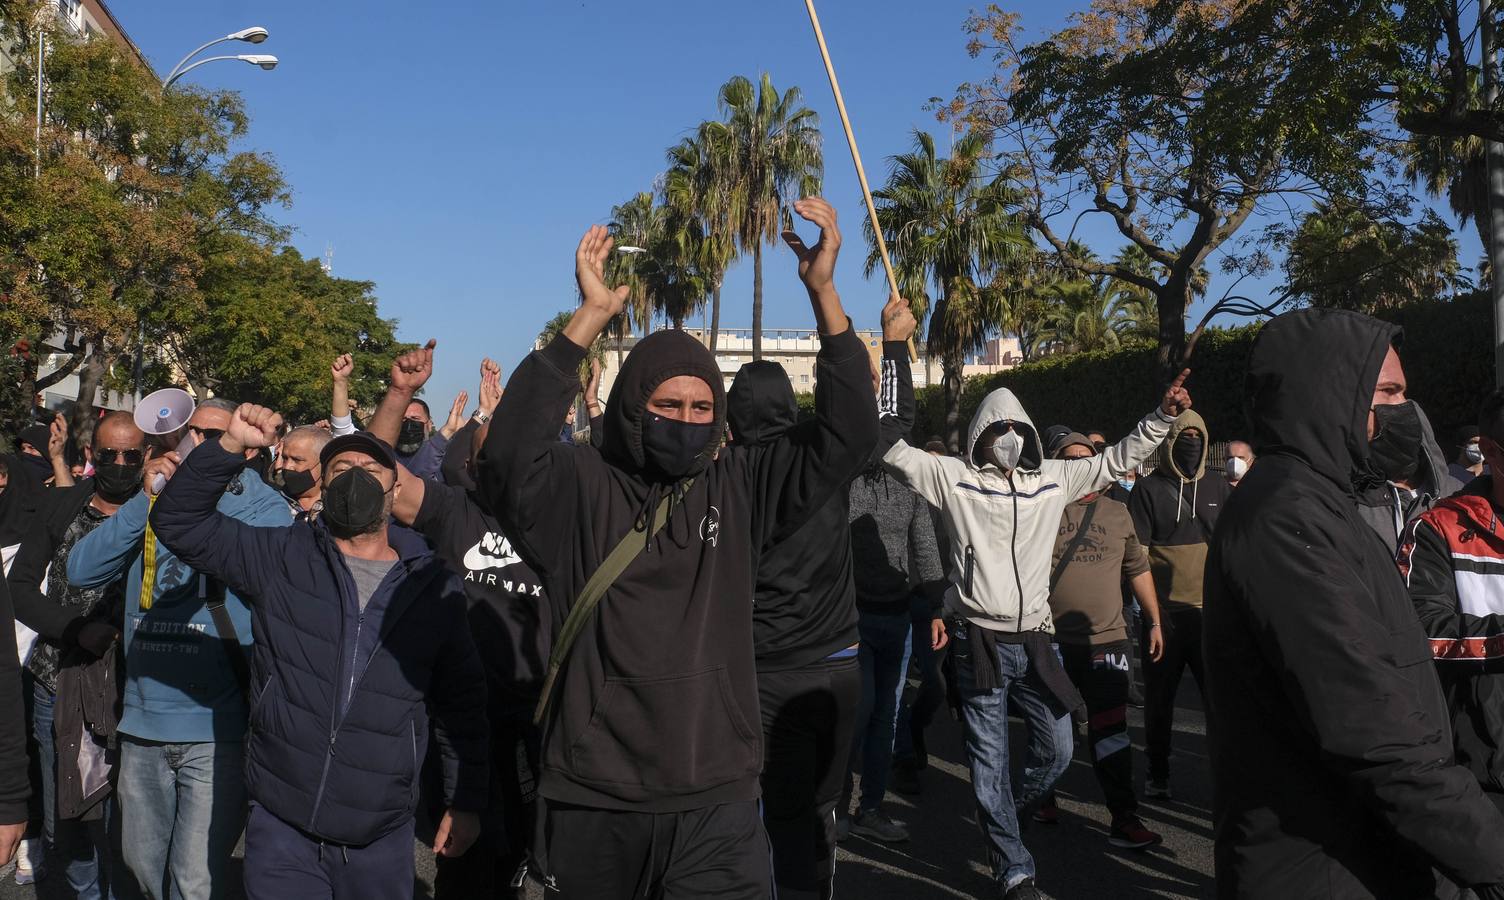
[347,611,364,709]
[1007,472,1025,633]
[964,545,975,596]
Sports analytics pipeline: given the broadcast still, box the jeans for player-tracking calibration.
[34,679,128,900]
[117,736,246,900]
[842,609,911,816]
[952,630,1073,890]
[895,594,945,762]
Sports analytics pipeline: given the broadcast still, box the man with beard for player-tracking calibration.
[269,425,330,520]
[8,411,146,898]
[1203,308,1504,898]
[478,200,877,897]
[384,349,543,898]
[66,399,291,900]
[149,415,488,899]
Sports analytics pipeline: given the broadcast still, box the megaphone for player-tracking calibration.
[134,388,196,436]
[134,388,197,494]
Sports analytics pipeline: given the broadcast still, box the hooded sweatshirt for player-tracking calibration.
[1128,410,1230,611]
[478,325,877,813]
[1202,307,1504,897]
[1356,404,1462,554]
[881,388,1173,635]
[728,360,860,671]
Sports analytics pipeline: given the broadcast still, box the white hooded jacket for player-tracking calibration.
[882,389,1173,634]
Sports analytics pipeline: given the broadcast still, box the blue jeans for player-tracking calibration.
[117,737,246,900]
[33,679,129,900]
[951,630,1073,890]
[842,608,912,815]
[895,594,944,761]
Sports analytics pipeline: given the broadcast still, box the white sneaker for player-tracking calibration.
[14,837,44,885]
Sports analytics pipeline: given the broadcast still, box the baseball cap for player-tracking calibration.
[319,432,397,470]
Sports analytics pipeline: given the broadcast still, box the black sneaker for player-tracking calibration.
[1003,877,1042,900]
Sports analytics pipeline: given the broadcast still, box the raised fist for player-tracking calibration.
[331,353,354,383]
[223,404,284,454]
[390,340,437,394]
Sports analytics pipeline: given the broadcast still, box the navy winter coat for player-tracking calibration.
[151,439,488,846]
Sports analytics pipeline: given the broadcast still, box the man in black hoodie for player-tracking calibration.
[1203,307,1504,898]
[478,199,878,898]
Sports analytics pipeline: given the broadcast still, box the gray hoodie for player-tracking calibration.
[1356,404,1461,554]
[882,388,1172,634]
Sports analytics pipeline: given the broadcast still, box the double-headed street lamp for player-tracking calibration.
[162,26,278,89]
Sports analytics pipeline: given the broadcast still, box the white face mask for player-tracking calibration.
[1226,456,1249,481]
[1465,444,1484,465]
[985,429,1025,471]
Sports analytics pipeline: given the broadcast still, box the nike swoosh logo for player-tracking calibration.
[463,532,522,571]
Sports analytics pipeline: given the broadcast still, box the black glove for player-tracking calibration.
[74,621,120,659]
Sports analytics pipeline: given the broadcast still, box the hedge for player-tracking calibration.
[912,291,1494,451]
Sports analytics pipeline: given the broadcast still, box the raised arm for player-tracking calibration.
[476,227,620,571]
[149,404,294,602]
[47,415,73,488]
[1237,508,1504,886]
[1053,370,1190,501]
[330,353,357,436]
[748,199,879,545]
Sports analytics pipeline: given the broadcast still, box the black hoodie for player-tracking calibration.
[1203,308,1504,896]
[727,360,858,671]
[478,326,877,812]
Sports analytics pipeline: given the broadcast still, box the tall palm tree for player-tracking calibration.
[867,129,1029,450]
[649,205,712,329]
[1042,276,1121,353]
[701,73,823,360]
[1404,73,1489,263]
[1106,245,1161,344]
[665,131,738,349]
[607,192,661,338]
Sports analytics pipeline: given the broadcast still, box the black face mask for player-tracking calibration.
[321,467,389,537]
[273,466,317,503]
[641,414,716,481]
[396,420,427,456]
[20,453,51,478]
[1369,400,1424,484]
[92,463,143,502]
[1172,433,1203,478]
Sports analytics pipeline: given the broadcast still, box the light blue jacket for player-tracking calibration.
[67,470,292,742]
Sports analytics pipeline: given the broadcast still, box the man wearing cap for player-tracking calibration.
[149,412,488,900]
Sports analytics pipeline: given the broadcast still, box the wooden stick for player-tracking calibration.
[803,0,917,360]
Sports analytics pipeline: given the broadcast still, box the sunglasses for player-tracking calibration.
[95,448,144,466]
[189,426,226,442]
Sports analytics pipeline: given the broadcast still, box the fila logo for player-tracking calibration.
[463,532,522,572]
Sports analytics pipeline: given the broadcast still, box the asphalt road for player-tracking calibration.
[2,686,1214,900]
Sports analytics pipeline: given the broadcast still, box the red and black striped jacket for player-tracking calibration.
[1398,478,1504,796]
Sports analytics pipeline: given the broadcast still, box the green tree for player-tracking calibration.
[606,192,661,338]
[700,73,822,360]
[942,1,1391,384]
[1284,204,1467,313]
[666,132,737,349]
[867,129,1029,451]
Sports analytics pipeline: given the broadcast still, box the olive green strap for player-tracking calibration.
[533,480,691,725]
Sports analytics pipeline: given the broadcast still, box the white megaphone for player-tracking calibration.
[134,388,196,494]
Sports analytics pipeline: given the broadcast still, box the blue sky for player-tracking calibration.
[114,0,1480,410]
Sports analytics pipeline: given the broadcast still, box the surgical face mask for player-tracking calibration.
[321,467,390,537]
[983,428,1025,471]
[273,466,317,502]
[641,414,716,481]
[1172,433,1204,478]
[1117,478,1135,493]
[396,419,427,456]
[1226,456,1249,481]
[92,462,143,502]
[1369,400,1423,484]
[1465,443,1485,466]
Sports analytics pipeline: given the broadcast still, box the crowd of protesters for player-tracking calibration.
[0,199,1503,900]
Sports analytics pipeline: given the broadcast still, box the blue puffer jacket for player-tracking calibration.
[150,439,488,846]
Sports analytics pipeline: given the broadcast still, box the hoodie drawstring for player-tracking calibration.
[1175,476,1200,524]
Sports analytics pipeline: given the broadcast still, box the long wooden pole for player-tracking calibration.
[802,0,916,359]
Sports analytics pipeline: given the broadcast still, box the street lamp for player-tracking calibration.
[162,26,275,88]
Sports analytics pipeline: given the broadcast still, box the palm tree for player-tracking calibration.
[607,192,661,338]
[701,73,823,359]
[1106,245,1161,344]
[1042,277,1121,353]
[665,131,738,349]
[867,129,1029,450]
[648,205,712,329]
[1404,73,1489,263]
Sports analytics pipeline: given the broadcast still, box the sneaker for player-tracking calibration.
[850,810,909,843]
[1031,797,1058,825]
[13,838,44,885]
[1144,778,1172,800]
[1109,815,1163,850]
[891,759,921,796]
[1003,877,1042,900]
[834,816,851,842]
